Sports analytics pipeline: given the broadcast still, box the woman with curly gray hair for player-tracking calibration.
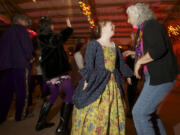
[123,3,178,135]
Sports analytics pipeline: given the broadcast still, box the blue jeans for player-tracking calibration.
[132,72,175,135]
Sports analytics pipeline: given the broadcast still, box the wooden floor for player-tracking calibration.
[0,75,180,135]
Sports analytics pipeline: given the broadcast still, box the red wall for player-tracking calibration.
[173,39,180,71]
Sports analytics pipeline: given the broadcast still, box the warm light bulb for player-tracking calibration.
[79,0,95,28]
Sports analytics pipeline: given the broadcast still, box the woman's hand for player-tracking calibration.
[127,77,132,85]
[66,17,72,27]
[83,80,88,90]
[134,52,153,79]
[122,50,135,58]
[134,61,141,79]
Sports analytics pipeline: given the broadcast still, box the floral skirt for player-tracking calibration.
[71,74,126,135]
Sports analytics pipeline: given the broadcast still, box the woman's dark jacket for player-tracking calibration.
[142,19,178,85]
[38,27,73,80]
[73,40,133,109]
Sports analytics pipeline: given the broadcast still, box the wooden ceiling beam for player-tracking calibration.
[96,1,176,8]
[24,3,174,13]
[0,0,14,17]
[54,26,132,32]
[163,0,180,26]
[113,35,130,38]
[55,25,132,29]
[53,20,88,25]
[32,14,84,20]
[115,25,131,28]
[17,0,49,4]
[72,31,132,35]
[115,31,133,33]
[73,31,132,34]
[7,0,25,14]
[55,26,89,29]
[70,35,131,38]
[17,0,176,4]
[0,0,28,19]
[31,11,169,21]
[52,17,163,25]
[87,0,98,24]
[73,32,91,35]
[25,5,79,12]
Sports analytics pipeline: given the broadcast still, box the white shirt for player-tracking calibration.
[74,51,84,70]
[36,65,42,75]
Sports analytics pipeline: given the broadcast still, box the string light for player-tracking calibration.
[27,29,38,38]
[119,45,122,49]
[78,0,95,29]
[0,15,11,24]
[168,24,180,37]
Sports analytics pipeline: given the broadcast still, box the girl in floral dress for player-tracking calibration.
[71,20,133,135]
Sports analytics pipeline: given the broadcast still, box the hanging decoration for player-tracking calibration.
[78,0,95,29]
[168,24,180,37]
[27,29,38,38]
[0,15,11,24]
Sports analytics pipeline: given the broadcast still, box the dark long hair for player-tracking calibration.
[38,16,53,34]
[75,43,83,53]
[91,20,111,39]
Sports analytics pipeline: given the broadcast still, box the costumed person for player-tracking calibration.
[71,20,133,135]
[124,3,178,135]
[29,48,48,105]
[74,43,84,70]
[123,32,139,117]
[35,17,75,135]
[70,43,85,87]
[0,14,33,124]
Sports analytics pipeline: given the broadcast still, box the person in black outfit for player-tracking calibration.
[35,17,74,135]
[125,3,178,135]
[123,32,139,117]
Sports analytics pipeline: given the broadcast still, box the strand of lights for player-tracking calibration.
[0,15,11,24]
[168,25,180,37]
[27,29,38,38]
[78,0,95,29]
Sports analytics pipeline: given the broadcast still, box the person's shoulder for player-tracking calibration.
[144,19,164,33]
[88,39,97,44]
[144,19,162,28]
[87,40,98,47]
[4,24,19,31]
[2,24,25,36]
[39,32,54,41]
[13,24,26,29]
[85,40,98,52]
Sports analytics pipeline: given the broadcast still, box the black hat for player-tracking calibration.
[38,16,52,31]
